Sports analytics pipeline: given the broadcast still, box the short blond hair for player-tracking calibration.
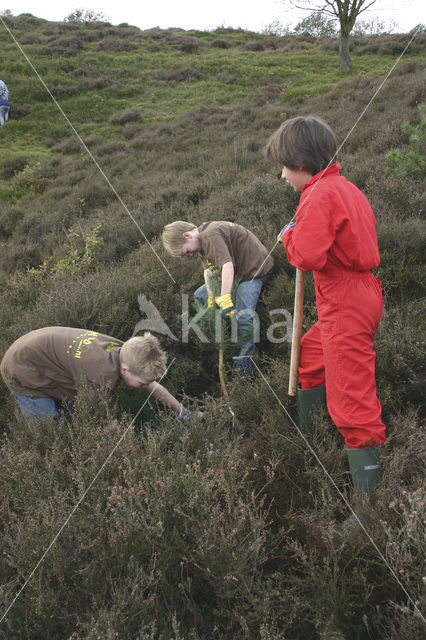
[120,333,167,380]
[162,221,197,257]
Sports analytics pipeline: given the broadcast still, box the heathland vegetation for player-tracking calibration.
[0,12,425,639]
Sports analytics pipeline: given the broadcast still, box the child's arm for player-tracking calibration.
[202,259,234,295]
[282,199,336,272]
[215,261,235,317]
[203,268,216,308]
[220,261,234,294]
[203,262,235,316]
[144,381,181,413]
[203,268,215,296]
[144,381,207,422]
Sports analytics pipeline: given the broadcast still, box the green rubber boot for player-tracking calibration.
[297,384,326,434]
[345,445,383,496]
[344,445,383,529]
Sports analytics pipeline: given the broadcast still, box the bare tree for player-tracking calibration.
[283,1,377,69]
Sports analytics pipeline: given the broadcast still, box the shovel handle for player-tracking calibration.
[288,268,305,396]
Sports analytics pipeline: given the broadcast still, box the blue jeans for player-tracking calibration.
[194,275,270,357]
[9,389,61,425]
[0,105,9,126]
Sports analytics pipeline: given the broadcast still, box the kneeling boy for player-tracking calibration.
[1,326,191,424]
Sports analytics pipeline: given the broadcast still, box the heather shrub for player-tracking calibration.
[73,174,115,208]
[154,67,204,83]
[6,102,30,120]
[122,123,142,139]
[0,239,43,273]
[211,39,232,49]
[19,33,43,44]
[26,221,104,280]
[44,36,84,54]
[282,38,311,52]
[353,33,426,56]
[1,155,28,179]
[55,136,83,153]
[262,37,279,50]
[97,140,126,156]
[8,161,51,197]
[81,74,115,89]
[49,82,78,97]
[0,22,424,639]
[110,108,143,125]
[319,36,340,52]
[245,40,266,51]
[0,204,25,239]
[0,389,279,637]
[180,40,200,54]
[375,300,425,413]
[216,71,235,84]
[376,214,425,302]
[83,134,102,148]
[146,42,164,52]
[98,37,138,52]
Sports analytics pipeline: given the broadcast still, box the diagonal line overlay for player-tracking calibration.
[252,26,422,280]
[0,358,176,624]
[0,17,176,284]
[251,359,425,623]
[1,12,423,628]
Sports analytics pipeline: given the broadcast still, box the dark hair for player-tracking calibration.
[264,116,337,175]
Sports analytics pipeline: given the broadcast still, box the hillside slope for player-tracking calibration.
[0,14,425,640]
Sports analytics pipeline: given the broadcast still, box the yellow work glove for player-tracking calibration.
[207,295,215,309]
[215,293,235,317]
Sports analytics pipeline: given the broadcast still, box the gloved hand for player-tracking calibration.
[178,405,208,422]
[207,295,215,309]
[277,222,296,241]
[215,293,235,317]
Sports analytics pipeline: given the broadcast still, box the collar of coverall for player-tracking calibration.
[302,162,341,192]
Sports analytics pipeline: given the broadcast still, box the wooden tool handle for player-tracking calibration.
[288,268,305,396]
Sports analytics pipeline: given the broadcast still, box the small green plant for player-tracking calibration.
[10,162,50,194]
[27,221,104,279]
[387,104,426,179]
[26,258,52,281]
[0,161,52,202]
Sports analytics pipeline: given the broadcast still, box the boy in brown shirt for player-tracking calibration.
[1,327,193,424]
[162,221,273,375]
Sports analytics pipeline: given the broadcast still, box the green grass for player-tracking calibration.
[1,15,424,163]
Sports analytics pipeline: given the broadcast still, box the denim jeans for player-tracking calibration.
[9,389,61,425]
[0,105,9,126]
[194,275,270,357]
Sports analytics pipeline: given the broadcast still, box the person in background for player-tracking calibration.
[0,79,10,126]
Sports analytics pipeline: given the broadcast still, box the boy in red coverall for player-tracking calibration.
[265,116,386,502]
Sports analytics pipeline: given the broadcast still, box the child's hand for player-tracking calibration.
[215,293,235,317]
[178,405,208,421]
[277,222,296,241]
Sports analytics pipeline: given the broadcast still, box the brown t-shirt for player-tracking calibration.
[0,327,123,400]
[197,221,274,281]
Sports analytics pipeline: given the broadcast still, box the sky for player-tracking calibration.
[2,0,425,33]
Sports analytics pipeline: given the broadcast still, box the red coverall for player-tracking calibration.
[283,163,386,449]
